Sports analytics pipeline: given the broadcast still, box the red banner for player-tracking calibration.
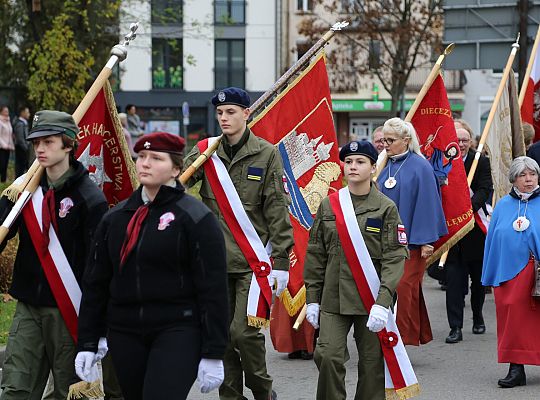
[411,75,473,262]
[520,48,540,142]
[76,81,137,206]
[249,52,342,315]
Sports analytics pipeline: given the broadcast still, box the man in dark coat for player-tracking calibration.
[445,121,493,344]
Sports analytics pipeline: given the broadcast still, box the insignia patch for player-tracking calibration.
[158,212,175,231]
[397,224,408,245]
[247,166,263,181]
[365,218,382,233]
[144,141,151,149]
[218,91,226,102]
[282,175,289,194]
[350,141,358,151]
[59,197,74,218]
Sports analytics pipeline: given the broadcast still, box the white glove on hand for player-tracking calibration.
[306,303,320,329]
[75,351,98,382]
[366,304,390,333]
[270,270,289,297]
[95,337,108,362]
[197,358,224,393]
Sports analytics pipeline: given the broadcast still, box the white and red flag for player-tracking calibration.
[520,28,540,142]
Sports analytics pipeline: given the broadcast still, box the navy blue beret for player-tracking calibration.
[211,87,250,108]
[339,140,378,163]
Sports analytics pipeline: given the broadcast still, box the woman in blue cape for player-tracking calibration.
[379,118,448,346]
[482,156,540,388]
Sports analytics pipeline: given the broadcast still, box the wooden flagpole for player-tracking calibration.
[374,43,455,181]
[0,23,139,243]
[518,26,540,107]
[437,36,521,269]
[179,21,349,185]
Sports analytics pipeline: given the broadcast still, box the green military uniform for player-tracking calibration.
[184,128,294,400]
[304,184,408,400]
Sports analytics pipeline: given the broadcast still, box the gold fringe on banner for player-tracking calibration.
[247,315,270,329]
[1,161,40,202]
[385,382,421,400]
[425,216,474,266]
[103,81,139,190]
[67,380,105,399]
[279,286,306,317]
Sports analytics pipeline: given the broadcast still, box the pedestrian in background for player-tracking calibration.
[523,123,535,152]
[371,126,384,154]
[76,132,229,399]
[444,120,492,344]
[125,104,143,142]
[118,112,137,159]
[304,141,408,400]
[12,106,30,177]
[0,105,14,182]
[379,117,447,346]
[482,156,540,388]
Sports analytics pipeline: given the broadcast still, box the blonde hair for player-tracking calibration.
[382,117,422,155]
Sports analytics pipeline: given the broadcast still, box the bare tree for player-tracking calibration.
[298,0,443,114]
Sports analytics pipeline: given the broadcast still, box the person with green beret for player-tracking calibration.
[0,110,109,399]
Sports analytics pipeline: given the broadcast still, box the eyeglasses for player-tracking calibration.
[457,139,470,144]
[382,137,399,145]
[374,139,384,144]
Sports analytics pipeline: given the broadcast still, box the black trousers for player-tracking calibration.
[0,149,10,182]
[14,146,28,177]
[108,325,201,400]
[445,258,485,329]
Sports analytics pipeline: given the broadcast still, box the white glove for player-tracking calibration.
[75,351,99,382]
[366,304,390,333]
[270,269,289,297]
[306,303,320,329]
[197,358,224,393]
[95,337,108,362]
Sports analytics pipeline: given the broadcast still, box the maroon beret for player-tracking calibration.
[133,132,185,155]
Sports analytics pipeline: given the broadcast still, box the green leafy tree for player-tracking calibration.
[27,14,94,110]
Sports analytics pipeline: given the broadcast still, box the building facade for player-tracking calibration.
[116,0,281,143]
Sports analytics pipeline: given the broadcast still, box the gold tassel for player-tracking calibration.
[247,315,270,328]
[67,380,105,400]
[279,286,306,317]
[385,383,421,400]
[1,161,41,202]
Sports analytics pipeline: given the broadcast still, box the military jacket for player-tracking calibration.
[304,185,408,315]
[184,129,294,273]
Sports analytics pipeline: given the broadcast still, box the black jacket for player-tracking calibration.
[77,184,229,359]
[0,161,108,307]
[448,150,493,262]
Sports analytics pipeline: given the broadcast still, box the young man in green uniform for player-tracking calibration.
[184,87,294,400]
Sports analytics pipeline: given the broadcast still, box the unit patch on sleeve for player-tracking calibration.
[397,224,408,245]
[247,166,264,181]
[365,218,382,233]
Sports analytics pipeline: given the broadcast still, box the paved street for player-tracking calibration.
[188,275,540,399]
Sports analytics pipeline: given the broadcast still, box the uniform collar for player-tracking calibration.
[217,129,261,164]
[125,183,185,210]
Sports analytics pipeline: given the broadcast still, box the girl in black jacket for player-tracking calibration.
[76,132,229,400]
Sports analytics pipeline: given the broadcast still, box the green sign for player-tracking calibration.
[332,99,464,112]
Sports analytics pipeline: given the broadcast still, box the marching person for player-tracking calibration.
[379,117,447,346]
[444,121,492,344]
[0,110,108,400]
[304,141,408,400]
[76,131,229,399]
[482,156,540,388]
[184,87,294,400]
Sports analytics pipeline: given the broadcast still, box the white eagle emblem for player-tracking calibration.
[218,91,226,102]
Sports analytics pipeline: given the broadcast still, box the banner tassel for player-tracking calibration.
[67,380,105,400]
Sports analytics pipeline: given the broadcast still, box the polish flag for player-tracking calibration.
[520,32,540,142]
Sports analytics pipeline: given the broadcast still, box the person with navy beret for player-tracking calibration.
[77,131,229,398]
[184,88,294,400]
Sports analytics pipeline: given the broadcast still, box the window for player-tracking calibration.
[215,40,245,89]
[296,0,313,12]
[151,0,183,24]
[215,0,245,25]
[152,38,183,89]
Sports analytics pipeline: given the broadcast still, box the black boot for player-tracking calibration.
[473,315,486,334]
[445,327,462,344]
[498,363,526,388]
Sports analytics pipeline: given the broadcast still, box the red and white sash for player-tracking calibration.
[197,138,273,327]
[470,188,491,235]
[21,186,81,342]
[329,188,419,399]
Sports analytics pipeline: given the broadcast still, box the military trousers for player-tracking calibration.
[0,302,78,400]
[314,311,385,400]
[219,272,272,400]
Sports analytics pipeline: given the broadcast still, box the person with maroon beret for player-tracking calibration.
[75,132,229,399]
